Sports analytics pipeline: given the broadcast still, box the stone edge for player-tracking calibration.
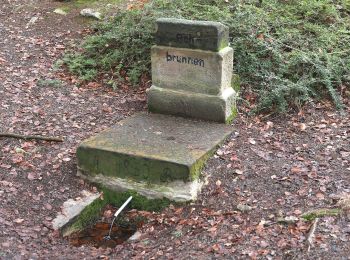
[52,191,101,236]
[77,169,203,202]
[155,18,229,51]
[147,86,237,123]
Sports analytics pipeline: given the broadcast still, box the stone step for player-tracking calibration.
[77,113,233,201]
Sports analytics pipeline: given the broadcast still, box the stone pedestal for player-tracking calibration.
[148,18,237,123]
[76,18,238,203]
[77,113,232,202]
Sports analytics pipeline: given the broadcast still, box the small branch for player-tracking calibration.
[306,218,319,252]
[0,133,63,142]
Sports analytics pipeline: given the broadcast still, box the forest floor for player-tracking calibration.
[0,0,349,259]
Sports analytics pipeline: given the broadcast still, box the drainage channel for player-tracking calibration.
[66,196,144,248]
[68,222,136,248]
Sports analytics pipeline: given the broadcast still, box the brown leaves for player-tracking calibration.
[13,218,24,224]
[290,166,305,174]
[0,57,7,65]
[27,172,41,180]
[126,0,149,10]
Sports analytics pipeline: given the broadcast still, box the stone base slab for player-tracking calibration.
[77,170,203,202]
[76,113,233,201]
[147,85,237,123]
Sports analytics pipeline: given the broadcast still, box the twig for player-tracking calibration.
[0,133,63,142]
[306,218,319,252]
[61,172,68,182]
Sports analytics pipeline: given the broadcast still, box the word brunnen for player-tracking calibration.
[166,51,205,67]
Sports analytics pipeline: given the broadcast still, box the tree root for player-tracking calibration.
[0,133,63,142]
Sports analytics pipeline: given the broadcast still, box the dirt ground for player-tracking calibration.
[0,0,349,259]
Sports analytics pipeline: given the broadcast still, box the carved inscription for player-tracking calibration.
[166,51,204,67]
[155,18,229,51]
[176,33,198,44]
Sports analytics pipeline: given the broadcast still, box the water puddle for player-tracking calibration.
[68,196,144,248]
[68,222,136,248]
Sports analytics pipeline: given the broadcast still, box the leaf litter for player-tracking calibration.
[0,0,349,259]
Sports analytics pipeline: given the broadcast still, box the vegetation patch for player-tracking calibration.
[301,208,342,221]
[37,79,63,88]
[62,0,350,112]
[101,188,173,212]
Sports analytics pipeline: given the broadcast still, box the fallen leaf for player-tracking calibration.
[0,57,7,64]
[299,123,307,131]
[27,172,37,180]
[316,192,325,200]
[45,204,53,210]
[248,138,256,145]
[235,169,243,175]
[13,218,24,224]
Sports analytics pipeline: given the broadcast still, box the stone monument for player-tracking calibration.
[148,18,237,123]
[76,18,238,202]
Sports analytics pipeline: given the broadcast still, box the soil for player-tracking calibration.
[0,0,349,259]
[69,222,136,248]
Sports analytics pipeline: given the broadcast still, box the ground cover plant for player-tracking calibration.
[63,0,350,112]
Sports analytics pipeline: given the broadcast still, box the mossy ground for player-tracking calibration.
[301,208,342,221]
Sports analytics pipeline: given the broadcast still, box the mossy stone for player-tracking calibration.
[77,113,233,201]
[155,18,229,51]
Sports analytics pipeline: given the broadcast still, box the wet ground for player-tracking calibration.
[69,222,136,248]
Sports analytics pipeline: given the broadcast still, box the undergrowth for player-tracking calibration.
[62,0,350,112]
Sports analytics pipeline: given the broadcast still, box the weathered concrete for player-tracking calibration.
[151,46,233,95]
[77,171,203,202]
[52,190,101,236]
[155,18,229,51]
[148,86,237,123]
[77,113,233,201]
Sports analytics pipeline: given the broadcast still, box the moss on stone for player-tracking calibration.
[62,187,175,236]
[231,74,240,92]
[301,208,341,221]
[62,196,107,237]
[189,150,213,181]
[77,146,190,184]
[226,106,237,124]
[101,187,173,212]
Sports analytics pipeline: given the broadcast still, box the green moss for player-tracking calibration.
[189,128,232,180]
[231,74,240,93]
[226,106,238,124]
[37,79,63,88]
[101,188,173,212]
[301,208,341,221]
[62,196,107,236]
[77,146,189,183]
[62,187,175,236]
[189,150,213,181]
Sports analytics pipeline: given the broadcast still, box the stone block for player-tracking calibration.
[148,86,237,123]
[155,18,229,51]
[52,190,101,236]
[77,113,233,201]
[151,46,233,95]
